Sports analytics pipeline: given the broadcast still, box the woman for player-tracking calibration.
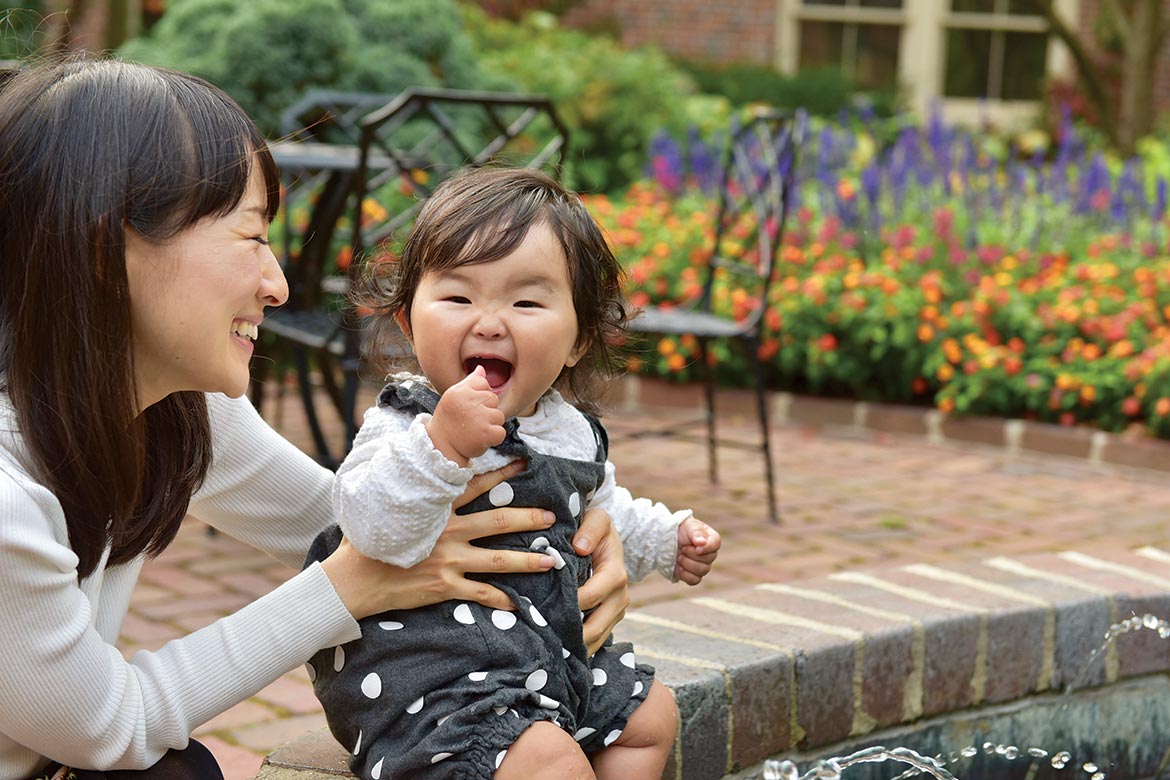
[0,58,630,780]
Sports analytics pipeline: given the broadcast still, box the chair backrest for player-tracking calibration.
[347,86,571,255]
[701,109,806,330]
[279,89,398,144]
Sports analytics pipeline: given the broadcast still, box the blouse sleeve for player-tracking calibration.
[332,403,474,568]
[588,460,690,583]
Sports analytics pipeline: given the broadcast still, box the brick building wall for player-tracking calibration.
[562,0,778,66]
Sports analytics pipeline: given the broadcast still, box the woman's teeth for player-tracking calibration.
[232,320,258,340]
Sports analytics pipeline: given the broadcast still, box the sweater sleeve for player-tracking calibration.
[0,448,360,771]
[333,403,474,568]
[189,393,338,569]
[588,460,690,583]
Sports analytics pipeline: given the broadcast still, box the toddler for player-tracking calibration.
[305,166,721,780]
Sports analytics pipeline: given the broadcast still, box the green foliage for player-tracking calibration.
[118,0,488,136]
[461,5,696,193]
[0,2,45,59]
[677,61,899,119]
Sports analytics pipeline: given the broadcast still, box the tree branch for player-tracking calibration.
[1024,0,1119,144]
[1100,0,1134,42]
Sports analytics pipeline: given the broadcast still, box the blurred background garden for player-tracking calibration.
[6,0,1170,438]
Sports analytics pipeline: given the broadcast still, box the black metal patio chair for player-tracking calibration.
[624,108,806,524]
[254,87,569,468]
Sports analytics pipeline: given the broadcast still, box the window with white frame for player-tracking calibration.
[795,0,905,91]
[943,0,1050,101]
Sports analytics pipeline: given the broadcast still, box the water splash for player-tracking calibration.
[763,746,957,780]
[759,613,1170,780]
[1066,613,1170,695]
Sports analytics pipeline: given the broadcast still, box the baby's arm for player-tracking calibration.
[334,402,479,568]
[426,366,507,466]
[589,462,720,585]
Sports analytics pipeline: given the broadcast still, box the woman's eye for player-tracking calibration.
[251,236,271,246]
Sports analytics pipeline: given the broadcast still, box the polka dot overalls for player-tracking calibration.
[304,381,655,780]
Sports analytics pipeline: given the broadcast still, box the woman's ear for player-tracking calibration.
[395,310,414,346]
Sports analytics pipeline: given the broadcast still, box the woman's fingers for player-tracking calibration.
[582,585,629,654]
[577,513,629,653]
[571,506,611,556]
[452,460,527,510]
[459,507,555,543]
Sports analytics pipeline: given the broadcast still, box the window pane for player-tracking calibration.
[804,0,848,5]
[1007,0,1038,13]
[860,0,903,7]
[799,20,845,71]
[944,27,991,97]
[1000,31,1048,99]
[951,0,997,12]
[855,23,901,89]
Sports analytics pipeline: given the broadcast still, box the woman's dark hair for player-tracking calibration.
[0,57,280,579]
[359,166,629,414]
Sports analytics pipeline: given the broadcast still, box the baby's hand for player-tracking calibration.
[674,516,721,585]
[427,366,507,465]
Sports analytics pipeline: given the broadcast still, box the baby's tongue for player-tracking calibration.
[469,358,511,389]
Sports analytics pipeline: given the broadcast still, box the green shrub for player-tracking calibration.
[461,5,696,193]
[679,60,899,120]
[118,0,490,137]
[1,2,46,58]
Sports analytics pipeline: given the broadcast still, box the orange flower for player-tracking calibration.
[666,353,686,372]
[1157,397,1170,417]
[1122,396,1142,416]
[657,338,676,356]
[936,364,954,382]
[917,324,935,343]
[1079,385,1097,404]
[938,397,955,414]
[335,245,353,271]
[816,333,838,352]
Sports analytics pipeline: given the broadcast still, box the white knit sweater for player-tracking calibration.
[0,392,360,779]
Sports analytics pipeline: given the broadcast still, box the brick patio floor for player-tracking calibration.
[122,378,1170,780]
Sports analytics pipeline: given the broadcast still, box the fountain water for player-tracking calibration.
[756,614,1170,780]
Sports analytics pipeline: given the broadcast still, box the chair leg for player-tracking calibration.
[747,337,779,524]
[292,348,337,469]
[341,358,361,456]
[699,337,718,484]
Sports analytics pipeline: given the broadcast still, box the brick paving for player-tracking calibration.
[121,378,1170,780]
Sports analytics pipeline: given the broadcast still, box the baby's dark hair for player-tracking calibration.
[360,166,628,413]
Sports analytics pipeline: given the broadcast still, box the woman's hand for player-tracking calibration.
[321,461,557,620]
[573,508,630,655]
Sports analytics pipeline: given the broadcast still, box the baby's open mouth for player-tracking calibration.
[464,357,513,390]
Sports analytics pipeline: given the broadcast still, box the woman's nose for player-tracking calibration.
[260,248,289,307]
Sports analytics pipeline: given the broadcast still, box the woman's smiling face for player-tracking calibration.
[124,165,288,410]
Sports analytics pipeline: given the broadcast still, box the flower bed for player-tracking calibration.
[590,111,1170,438]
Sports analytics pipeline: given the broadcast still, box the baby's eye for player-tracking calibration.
[514,300,542,308]
[445,296,471,304]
